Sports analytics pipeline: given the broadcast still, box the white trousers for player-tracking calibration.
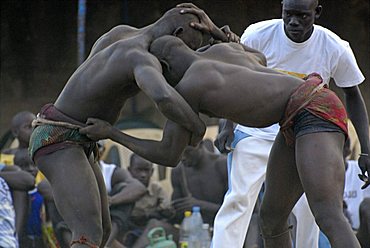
[211,134,319,248]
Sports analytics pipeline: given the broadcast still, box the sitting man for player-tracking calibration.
[0,163,35,247]
[80,30,369,246]
[27,4,236,246]
[171,139,228,227]
[124,153,176,248]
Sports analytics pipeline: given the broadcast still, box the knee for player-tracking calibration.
[259,205,289,234]
[359,198,370,217]
[311,203,345,231]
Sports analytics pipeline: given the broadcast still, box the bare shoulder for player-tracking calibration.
[88,24,140,58]
[105,25,139,39]
[125,46,161,70]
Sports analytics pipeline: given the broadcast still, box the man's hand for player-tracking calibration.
[171,196,199,213]
[79,118,114,141]
[190,132,204,147]
[358,154,370,189]
[177,3,229,42]
[220,25,240,43]
[214,119,234,153]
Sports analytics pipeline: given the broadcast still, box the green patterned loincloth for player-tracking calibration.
[29,124,94,161]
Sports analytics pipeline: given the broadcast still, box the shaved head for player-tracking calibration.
[155,7,204,50]
[281,0,322,42]
[282,0,318,8]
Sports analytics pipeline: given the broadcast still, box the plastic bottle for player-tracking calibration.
[200,223,211,248]
[179,211,192,248]
[189,206,204,248]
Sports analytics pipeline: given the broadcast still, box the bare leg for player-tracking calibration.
[296,132,360,247]
[36,146,103,247]
[90,159,112,247]
[356,198,370,248]
[259,133,303,248]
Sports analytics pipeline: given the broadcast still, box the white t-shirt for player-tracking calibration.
[344,160,370,230]
[99,161,117,194]
[236,19,365,140]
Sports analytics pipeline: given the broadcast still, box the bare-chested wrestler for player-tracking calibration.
[27,5,237,247]
[80,33,370,247]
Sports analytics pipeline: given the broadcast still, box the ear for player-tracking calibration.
[315,5,322,19]
[11,127,19,138]
[173,26,184,37]
[159,59,170,72]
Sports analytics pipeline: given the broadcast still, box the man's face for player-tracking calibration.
[282,0,320,42]
[16,114,35,145]
[129,158,153,187]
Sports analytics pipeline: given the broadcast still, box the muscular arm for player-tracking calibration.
[343,85,370,182]
[81,118,190,167]
[109,167,146,205]
[133,62,205,142]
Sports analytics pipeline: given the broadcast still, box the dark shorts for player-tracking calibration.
[294,110,345,138]
[28,103,96,162]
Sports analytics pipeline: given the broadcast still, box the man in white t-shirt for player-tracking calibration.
[343,139,370,231]
[213,0,369,247]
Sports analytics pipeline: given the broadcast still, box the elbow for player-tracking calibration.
[25,177,36,191]
[160,155,181,167]
[155,95,178,115]
[21,173,36,191]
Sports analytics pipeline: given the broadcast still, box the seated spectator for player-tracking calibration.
[1,111,35,165]
[171,140,228,226]
[0,163,35,247]
[14,148,46,248]
[125,153,176,248]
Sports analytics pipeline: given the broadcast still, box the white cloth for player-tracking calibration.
[212,135,271,248]
[99,161,117,194]
[236,19,364,140]
[0,177,18,248]
[213,19,364,248]
[344,160,370,229]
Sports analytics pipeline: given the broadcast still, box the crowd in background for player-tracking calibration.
[0,110,369,248]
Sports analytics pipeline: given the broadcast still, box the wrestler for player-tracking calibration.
[80,35,369,247]
[28,5,235,247]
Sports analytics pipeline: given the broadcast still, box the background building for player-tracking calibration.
[1,0,369,138]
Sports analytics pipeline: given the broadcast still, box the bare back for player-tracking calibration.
[54,25,159,124]
[175,43,304,127]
